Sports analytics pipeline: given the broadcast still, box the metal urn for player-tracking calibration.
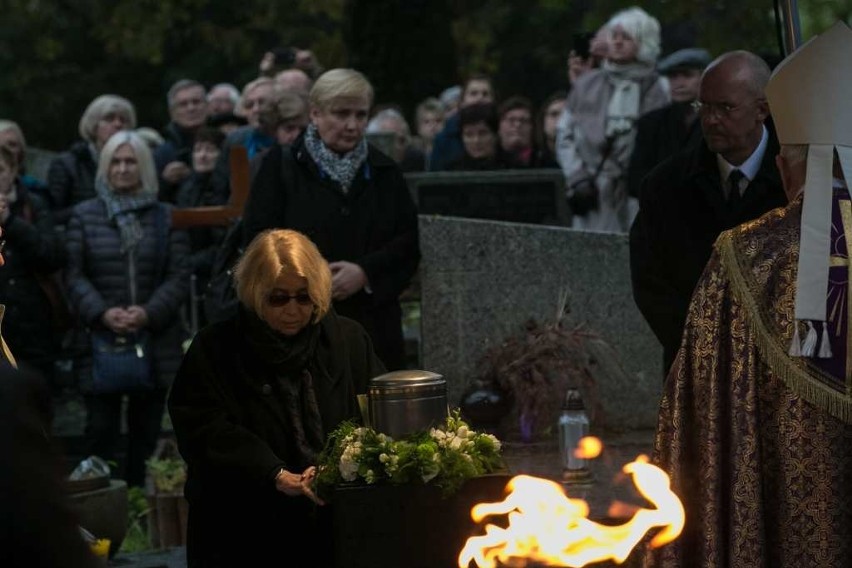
[368,370,448,438]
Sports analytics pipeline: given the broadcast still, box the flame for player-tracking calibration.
[573,436,603,459]
[458,455,685,568]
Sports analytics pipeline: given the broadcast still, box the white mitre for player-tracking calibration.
[765,21,852,358]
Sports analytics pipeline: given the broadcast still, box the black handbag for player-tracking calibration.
[90,204,168,394]
[566,136,616,217]
[91,330,153,393]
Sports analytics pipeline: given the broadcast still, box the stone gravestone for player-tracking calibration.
[405,169,569,226]
[419,215,662,431]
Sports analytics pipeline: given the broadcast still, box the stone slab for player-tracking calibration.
[419,215,662,430]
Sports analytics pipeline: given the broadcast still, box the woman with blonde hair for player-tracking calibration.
[169,228,384,566]
[65,130,189,486]
[556,6,669,233]
[47,94,136,225]
[241,68,420,371]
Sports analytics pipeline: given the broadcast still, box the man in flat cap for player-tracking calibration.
[630,50,787,376]
[645,22,852,568]
[627,48,711,199]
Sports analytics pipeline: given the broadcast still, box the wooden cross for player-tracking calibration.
[170,146,249,228]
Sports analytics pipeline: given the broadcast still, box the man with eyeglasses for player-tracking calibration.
[630,51,786,376]
[154,79,209,202]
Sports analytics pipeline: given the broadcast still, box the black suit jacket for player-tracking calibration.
[629,125,787,374]
[627,102,703,199]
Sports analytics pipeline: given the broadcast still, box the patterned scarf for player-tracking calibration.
[303,123,368,193]
[95,178,158,253]
[241,306,326,467]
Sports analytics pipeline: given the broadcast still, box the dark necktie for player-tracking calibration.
[727,169,745,213]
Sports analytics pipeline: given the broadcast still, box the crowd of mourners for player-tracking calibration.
[0,5,721,489]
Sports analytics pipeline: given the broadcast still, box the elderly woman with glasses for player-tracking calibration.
[169,228,384,567]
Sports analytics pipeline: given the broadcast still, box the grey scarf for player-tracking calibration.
[95,178,158,253]
[602,61,658,137]
[303,123,369,193]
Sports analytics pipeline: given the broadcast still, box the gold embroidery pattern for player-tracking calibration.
[645,200,852,568]
[721,199,851,422]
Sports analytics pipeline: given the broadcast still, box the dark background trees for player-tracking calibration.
[0,0,847,150]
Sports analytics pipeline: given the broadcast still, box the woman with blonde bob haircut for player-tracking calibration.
[309,68,374,111]
[170,227,385,566]
[234,228,332,322]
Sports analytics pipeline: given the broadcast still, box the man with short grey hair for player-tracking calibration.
[154,79,208,201]
[630,51,786,375]
[366,109,424,171]
[207,83,240,115]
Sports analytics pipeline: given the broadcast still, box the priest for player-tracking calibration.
[646,22,852,567]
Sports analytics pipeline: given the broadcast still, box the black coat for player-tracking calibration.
[64,198,191,390]
[154,122,196,203]
[629,128,786,374]
[175,172,227,284]
[242,136,420,370]
[168,310,385,566]
[627,102,703,199]
[0,183,66,374]
[46,141,97,226]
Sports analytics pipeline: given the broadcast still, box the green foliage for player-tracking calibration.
[120,486,152,554]
[146,457,187,494]
[315,410,504,499]
[1,1,849,150]
[345,0,457,119]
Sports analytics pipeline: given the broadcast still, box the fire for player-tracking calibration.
[574,436,603,459]
[458,455,685,568]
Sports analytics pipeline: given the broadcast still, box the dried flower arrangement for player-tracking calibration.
[470,289,610,442]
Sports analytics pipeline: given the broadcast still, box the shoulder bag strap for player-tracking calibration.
[154,202,170,285]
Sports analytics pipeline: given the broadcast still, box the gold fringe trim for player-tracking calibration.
[719,232,852,424]
[0,305,16,369]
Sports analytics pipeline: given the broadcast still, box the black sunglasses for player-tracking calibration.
[266,291,313,307]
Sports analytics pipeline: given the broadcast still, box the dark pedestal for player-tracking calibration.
[332,474,512,568]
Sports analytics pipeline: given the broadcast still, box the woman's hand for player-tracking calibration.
[275,466,324,505]
[162,161,191,185]
[125,305,149,331]
[101,307,133,334]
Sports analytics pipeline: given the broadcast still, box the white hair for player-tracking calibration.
[208,83,240,105]
[78,95,137,143]
[606,6,662,65]
[366,109,410,136]
[96,131,158,196]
